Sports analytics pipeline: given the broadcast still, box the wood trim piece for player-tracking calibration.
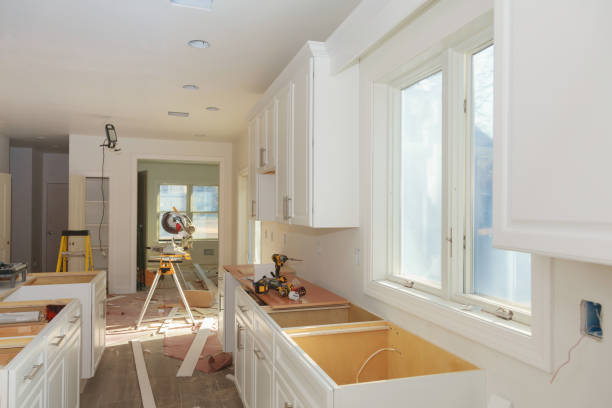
[131,339,156,408]
[176,326,211,377]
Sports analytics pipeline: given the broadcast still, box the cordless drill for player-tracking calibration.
[252,254,306,298]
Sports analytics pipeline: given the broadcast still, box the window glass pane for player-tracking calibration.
[192,186,219,212]
[192,213,219,240]
[159,185,187,212]
[471,45,531,306]
[400,70,443,286]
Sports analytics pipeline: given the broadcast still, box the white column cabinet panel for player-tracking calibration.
[234,314,246,400]
[493,0,612,265]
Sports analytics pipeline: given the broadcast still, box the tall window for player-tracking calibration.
[158,184,219,240]
[387,34,531,323]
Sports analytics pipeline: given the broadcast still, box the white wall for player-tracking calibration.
[9,147,32,266]
[0,135,9,173]
[137,160,220,266]
[30,149,43,271]
[254,0,612,406]
[69,134,233,294]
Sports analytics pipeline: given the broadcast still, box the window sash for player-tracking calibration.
[388,55,450,298]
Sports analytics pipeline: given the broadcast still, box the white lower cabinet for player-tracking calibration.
[4,271,106,379]
[0,299,82,408]
[234,286,485,408]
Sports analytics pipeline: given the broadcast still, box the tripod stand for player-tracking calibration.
[135,253,195,329]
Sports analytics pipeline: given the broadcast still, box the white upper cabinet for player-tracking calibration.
[493,0,612,265]
[248,118,275,221]
[251,41,359,228]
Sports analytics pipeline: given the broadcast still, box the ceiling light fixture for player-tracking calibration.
[206,106,220,111]
[182,84,200,90]
[170,0,213,11]
[188,40,210,49]
[168,111,190,117]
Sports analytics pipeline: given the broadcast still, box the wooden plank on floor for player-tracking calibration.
[194,264,217,298]
[176,325,211,377]
[131,339,157,408]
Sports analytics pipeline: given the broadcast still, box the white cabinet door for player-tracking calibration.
[244,327,255,408]
[257,113,266,170]
[252,339,273,408]
[290,59,312,226]
[493,0,612,265]
[275,82,293,223]
[274,371,306,408]
[65,333,81,408]
[47,356,65,408]
[15,377,44,408]
[234,315,246,398]
[248,119,258,220]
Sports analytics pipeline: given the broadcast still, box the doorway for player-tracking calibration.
[45,182,69,270]
[136,160,221,290]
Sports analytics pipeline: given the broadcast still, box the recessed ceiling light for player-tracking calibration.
[168,111,189,117]
[206,106,220,111]
[171,0,213,11]
[188,40,210,49]
[182,84,200,90]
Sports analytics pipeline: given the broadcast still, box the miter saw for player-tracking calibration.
[136,207,197,329]
[157,207,196,255]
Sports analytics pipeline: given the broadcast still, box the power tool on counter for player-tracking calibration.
[252,254,306,299]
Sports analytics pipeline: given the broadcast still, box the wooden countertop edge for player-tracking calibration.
[0,298,74,308]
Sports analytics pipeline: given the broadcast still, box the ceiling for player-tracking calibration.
[0,0,360,146]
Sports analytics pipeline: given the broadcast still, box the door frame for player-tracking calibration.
[129,153,229,293]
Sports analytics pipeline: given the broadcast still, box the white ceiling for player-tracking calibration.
[0,0,360,145]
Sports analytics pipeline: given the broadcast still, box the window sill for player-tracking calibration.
[364,278,551,371]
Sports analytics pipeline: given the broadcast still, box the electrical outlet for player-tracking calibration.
[271,231,274,241]
[354,248,360,265]
[283,233,287,248]
[581,300,602,339]
[316,240,321,255]
[264,229,268,240]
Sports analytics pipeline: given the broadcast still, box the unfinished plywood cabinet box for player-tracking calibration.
[3,271,106,379]
[0,299,81,408]
[233,286,485,408]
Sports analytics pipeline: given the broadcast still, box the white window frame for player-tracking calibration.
[366,23,552,372]
[158,183,219,242]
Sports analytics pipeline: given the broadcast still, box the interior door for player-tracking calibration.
[0,173,10,262]
[45,183,69,271]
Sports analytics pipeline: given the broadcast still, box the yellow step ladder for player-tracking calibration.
[56,230,94,272]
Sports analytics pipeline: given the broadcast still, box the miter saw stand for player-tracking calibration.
[135,208,197,329]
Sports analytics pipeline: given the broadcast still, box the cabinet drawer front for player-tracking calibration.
[11,342,45,399]
[65,307,82,341]
[275,333,333,408]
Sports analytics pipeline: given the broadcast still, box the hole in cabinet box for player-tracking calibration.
[581,300,602,339]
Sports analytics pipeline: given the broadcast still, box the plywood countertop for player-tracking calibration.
[223,264,348,310]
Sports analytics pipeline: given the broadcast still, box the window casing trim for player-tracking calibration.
[366,24,552,372]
